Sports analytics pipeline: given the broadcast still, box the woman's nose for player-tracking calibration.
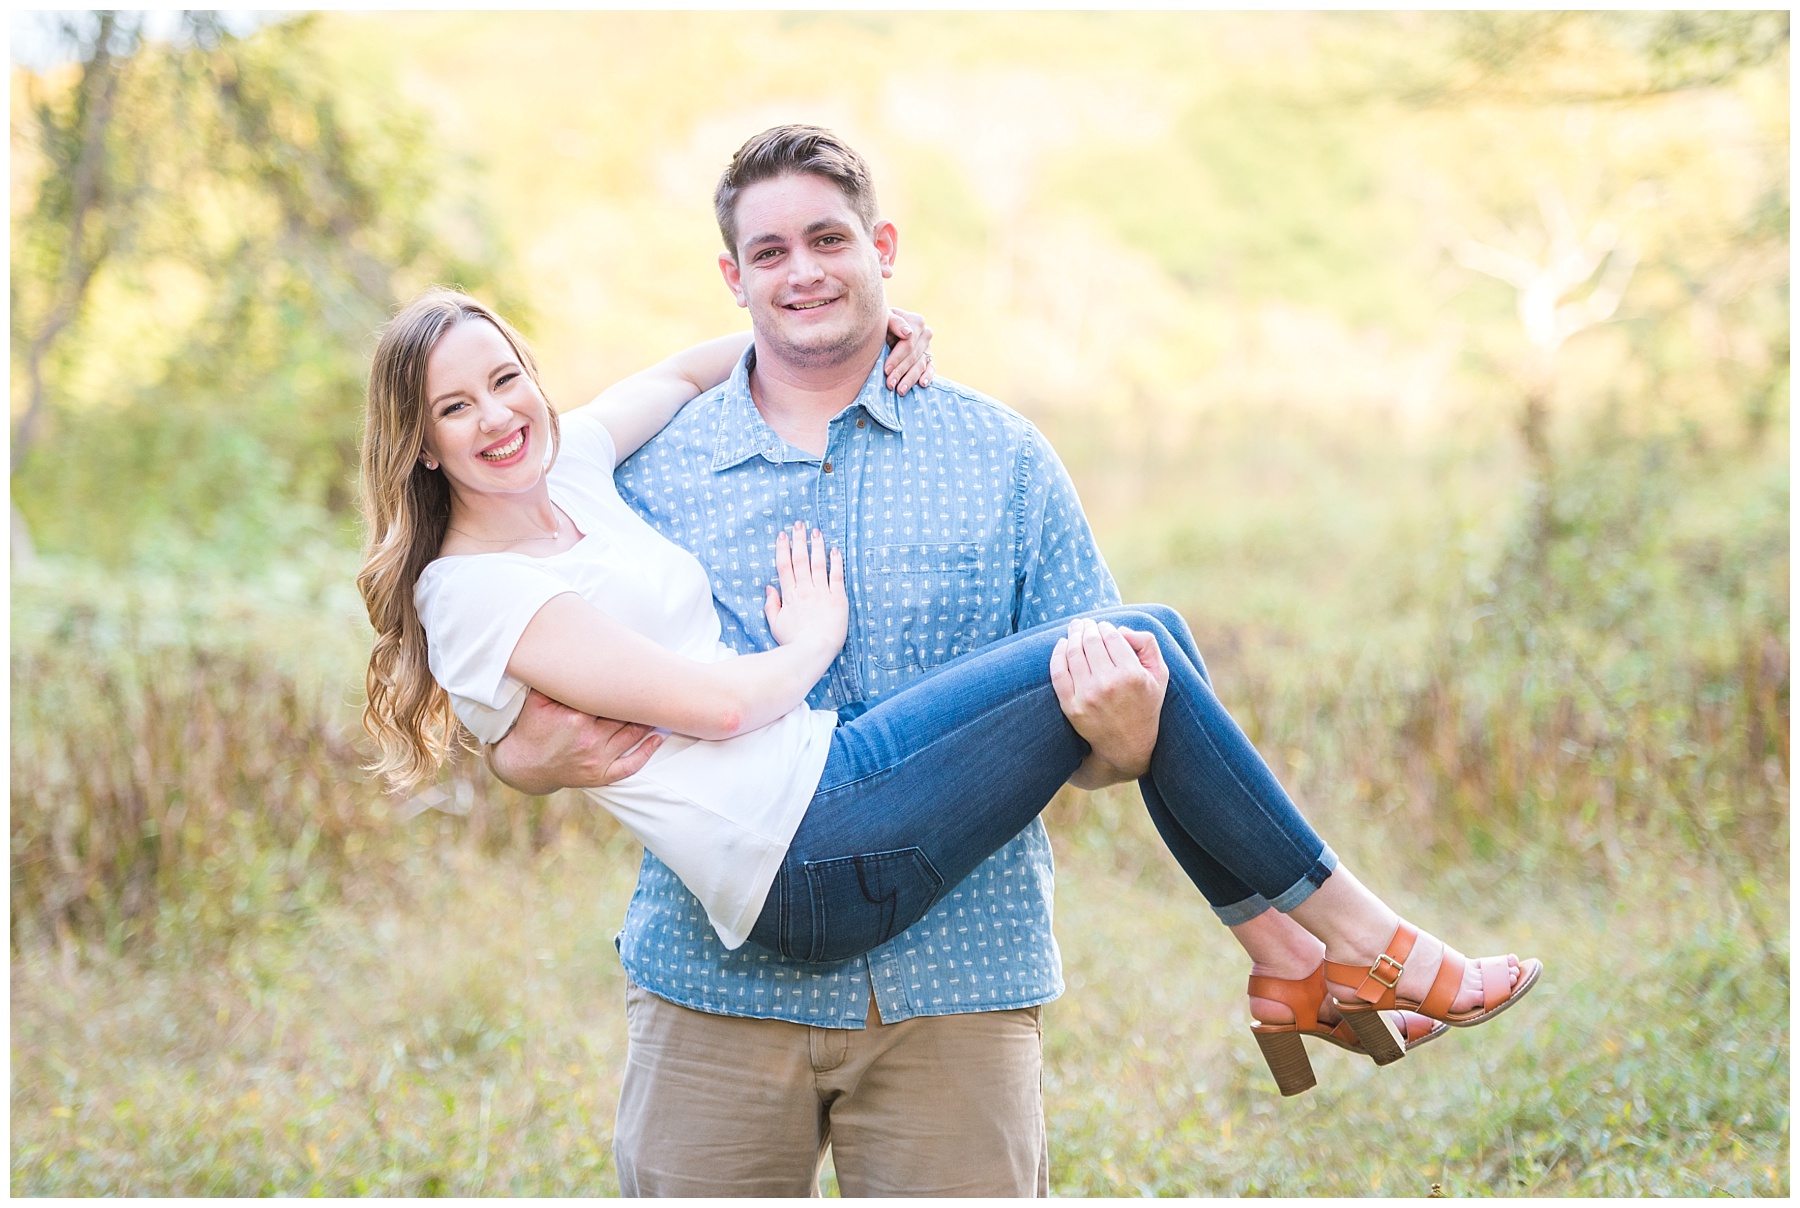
[475,394,510,429]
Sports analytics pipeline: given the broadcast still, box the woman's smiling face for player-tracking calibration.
[419,316,551,501]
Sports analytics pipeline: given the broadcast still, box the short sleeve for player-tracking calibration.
[552,408,618,479]
[414,556,576,745]
[1014,423,1120,628]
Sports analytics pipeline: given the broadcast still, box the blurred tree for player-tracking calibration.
[10,11,515,567]
[1446,182,1638,567]
[1417,11,1787,526]
[11,12,146,563]
[1412,11,1790,103]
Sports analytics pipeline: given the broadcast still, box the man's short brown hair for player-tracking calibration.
[714,125,880,258]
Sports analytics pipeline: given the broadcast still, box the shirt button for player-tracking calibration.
[856,419,867,429]
[822,461,833,473]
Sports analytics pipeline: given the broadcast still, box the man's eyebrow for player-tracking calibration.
[742,218,855,250]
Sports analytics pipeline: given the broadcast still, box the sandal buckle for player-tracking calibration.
[1369,953,1404,989]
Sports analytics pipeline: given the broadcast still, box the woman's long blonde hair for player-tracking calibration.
[358,288,560,792]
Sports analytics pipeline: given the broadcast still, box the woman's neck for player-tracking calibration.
[441,485,576,557]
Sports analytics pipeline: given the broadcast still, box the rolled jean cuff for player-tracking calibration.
[1210,893,1274,926]
[1269,843,1339,915]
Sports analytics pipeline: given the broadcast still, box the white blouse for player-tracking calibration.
[414,410,837,948]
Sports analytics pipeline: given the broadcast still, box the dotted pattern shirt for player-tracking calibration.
[610,346,1119,1027]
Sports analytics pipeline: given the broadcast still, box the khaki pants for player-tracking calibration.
[613,980,1048,1197]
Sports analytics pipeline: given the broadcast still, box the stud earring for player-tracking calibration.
[423,458,438,470]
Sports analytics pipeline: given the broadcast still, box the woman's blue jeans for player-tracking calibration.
[745,604,1338,963]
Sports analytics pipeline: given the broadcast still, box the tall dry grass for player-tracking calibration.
[9,559,619,955]
[12,417,1788,960]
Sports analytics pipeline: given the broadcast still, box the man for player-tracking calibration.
[489,125,1162,1197]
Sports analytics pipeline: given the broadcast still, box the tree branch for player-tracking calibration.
[13,13,138,475]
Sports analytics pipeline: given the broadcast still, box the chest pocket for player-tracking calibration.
[864,542,989,671]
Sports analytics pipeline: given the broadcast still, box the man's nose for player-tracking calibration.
[786,249,826,286]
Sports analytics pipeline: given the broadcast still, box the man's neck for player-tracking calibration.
[748,333,886,456]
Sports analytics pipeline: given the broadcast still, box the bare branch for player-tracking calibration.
[1556,244,1640,343]
[1451,236,1541,290]
[1445,183,1637,359]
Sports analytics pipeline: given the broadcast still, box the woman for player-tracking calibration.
[360,289,1540,1096]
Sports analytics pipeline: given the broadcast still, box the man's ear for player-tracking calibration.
[873,220,898,280]
[718,251,748,307]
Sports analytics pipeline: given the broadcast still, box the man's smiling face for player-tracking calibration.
[719,171,897,372]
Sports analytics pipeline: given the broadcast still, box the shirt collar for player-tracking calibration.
[709,344,906,472]
[855,348,907,435]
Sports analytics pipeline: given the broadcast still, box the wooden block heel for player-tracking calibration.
[1341,1004,1407,1065]
[1252,1026,1317,1096]
[1245,964,1445,1095]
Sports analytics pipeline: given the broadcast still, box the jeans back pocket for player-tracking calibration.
[799,847,945,963]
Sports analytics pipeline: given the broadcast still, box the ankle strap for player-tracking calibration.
[1325,921,1418,1006]
[1246,965,1326,1028]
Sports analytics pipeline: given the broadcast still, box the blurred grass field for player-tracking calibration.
[11,10,1789,1197]
[8,815,1787,1195]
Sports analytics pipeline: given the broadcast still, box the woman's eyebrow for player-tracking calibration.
[429,362,519,408]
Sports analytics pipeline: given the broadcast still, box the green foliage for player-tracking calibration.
[11,14,519,567]
[1380,11,1791,103]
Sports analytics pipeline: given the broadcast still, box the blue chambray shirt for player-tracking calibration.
[610,345,1119,1027]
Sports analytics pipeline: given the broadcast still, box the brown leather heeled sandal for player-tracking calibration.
[1249,963,1449,1096]
[1324,921,1543,1065]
